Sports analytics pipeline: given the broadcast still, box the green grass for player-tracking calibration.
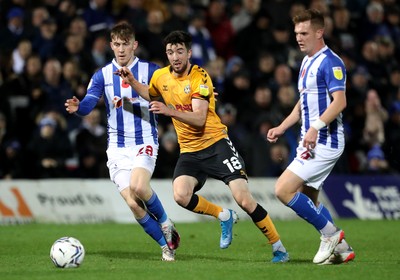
[1,219,399,280]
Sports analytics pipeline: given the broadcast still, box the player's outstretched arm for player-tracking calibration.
[65,96,80,114]
[115,66,151,101]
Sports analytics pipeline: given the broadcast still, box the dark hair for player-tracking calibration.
[163,30,192,50]
[110,22,135,42]
[292,9,324,29]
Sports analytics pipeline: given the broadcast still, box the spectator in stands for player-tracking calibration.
[153,130,180,178]
[376,36,397,89]
[41,57,76,130]
[204,56,226,97]
[74,108,108,178]
[243,113,275,177]
[206,0,236,60]
[252,51,276,86]
[270,23,294,65]
[366,144,390,173]
[81,0,114,37]
[0,112,15,153]
[30,6,50,34]
[58,33,96,75]
[57,0,79,32]
[359,2,390,44]
[269,63,295,95]
[0,139,25,179]
[12,39,32,75]
[384,101,400,172]
[117,0,148,34]
[164,0,191,33]
[66,16,90,46]
[230,0,262,33]
[62,59,86,96]
[27,115,72,178]
[385,5,400,58]
[271,85,299,160]
[234,8,273,69]
[384,66,400,108]
[31,17,62,61]
[332,6,358,53]
[362,89,388,149]
[90,34,112,71]
[217,103,247,156]
[308,0,330,16]
[187,9,217,67]
[239,83,273,130]
[137,8,169,64]
[0,54,44,145]
[0,7,29,53]
[267,141,291,177]
[222,66,252,109]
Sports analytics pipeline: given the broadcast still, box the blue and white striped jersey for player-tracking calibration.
[77,57,159,148]
[297,46,346,149]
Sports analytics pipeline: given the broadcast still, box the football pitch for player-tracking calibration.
[1,219,399,280]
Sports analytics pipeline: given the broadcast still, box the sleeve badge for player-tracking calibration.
[332,67,343,80]
[199,84,209,97]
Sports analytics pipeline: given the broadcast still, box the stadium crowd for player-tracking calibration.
[0,0,400,179]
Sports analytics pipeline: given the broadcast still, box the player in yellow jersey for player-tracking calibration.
[115,30,289,262]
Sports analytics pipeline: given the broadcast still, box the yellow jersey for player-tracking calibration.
[149,65,228,153]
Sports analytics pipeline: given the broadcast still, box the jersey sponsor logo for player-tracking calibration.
[184,84,190,94]
[199,84,209,96]
[162,85,168,91]
[175,104,192,111]
[333,67,343,80]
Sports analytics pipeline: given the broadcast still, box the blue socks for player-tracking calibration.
[136,213,166,246]
[287,192,328,231]
[145,192,168,224]
[318,202,333,223]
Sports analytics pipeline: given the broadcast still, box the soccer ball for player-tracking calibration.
[50,237,85,268]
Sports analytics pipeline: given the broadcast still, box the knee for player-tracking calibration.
[234,190,255,212]
[173,186,191,207]
[130,181,147,200]
[275,183,294,205]
[275,184,287,202]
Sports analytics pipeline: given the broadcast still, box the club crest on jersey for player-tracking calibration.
[199,84,209,96]
[184,84,190,94]
[332,67,343,80]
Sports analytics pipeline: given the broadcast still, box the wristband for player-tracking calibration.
[311,119,326,131]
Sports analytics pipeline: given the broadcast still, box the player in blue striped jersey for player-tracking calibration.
[65,22,179,261]
[267,9,355,265]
